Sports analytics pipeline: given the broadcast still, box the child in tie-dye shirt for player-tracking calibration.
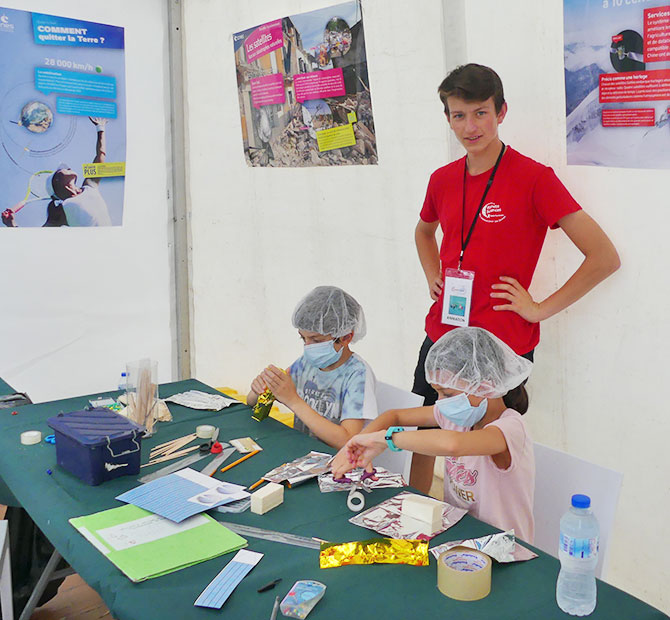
[248,286,378,449]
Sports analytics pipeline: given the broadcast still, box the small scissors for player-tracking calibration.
[199,427,223,454]
[333,466,378,485]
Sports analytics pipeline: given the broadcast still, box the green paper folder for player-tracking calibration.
[69,504,247,582]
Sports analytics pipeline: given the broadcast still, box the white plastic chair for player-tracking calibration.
[367,382,424,482]
[533,442,623,580]
[0,520,13,620]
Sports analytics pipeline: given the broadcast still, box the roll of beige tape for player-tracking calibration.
[21,430,42,445]
[196,424,216,439]
[437,546,491,601]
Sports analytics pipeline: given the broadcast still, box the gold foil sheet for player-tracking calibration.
[319,538,429,569]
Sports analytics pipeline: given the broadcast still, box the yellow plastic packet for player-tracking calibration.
[252,388,275,422]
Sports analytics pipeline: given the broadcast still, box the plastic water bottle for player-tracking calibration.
[117,372,127,392]
[556,494,599,616]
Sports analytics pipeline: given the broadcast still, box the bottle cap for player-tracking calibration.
[121,372,127,377]
[571,494,591,509]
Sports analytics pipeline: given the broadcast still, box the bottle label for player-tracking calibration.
[560,533,599,559]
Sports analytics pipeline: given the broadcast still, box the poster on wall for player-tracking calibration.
[233,0,377,167]
[564,1,670,169]
[0,7,126,227]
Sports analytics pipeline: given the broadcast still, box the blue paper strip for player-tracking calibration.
[195,550,263,609]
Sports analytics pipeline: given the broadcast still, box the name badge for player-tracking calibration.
[441,268,474,327]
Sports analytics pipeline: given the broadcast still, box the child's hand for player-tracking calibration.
[331,432,387,477]
[260,365,299,408]
[330,443,355,479]
[249,373,267,398]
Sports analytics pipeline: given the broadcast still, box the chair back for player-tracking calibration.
[1,519,14,620]
[367,382,424,482]
[533,442,623,579]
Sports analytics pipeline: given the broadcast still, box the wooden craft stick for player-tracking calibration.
[150,433,197,455]
[155,433,197,449]
[162,435,198,456]
[219,450,259,474]
[141,444,200,467]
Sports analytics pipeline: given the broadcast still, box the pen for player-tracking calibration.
[258,577,282,593]
[249,478,265,491]
[219,449,260,474]
[270,595,280,620]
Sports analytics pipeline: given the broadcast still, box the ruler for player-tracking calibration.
[200,447,237,476]
[218,522,323,550]
[138,451,209,483]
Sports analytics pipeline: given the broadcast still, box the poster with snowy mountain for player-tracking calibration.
[564,0,670,168]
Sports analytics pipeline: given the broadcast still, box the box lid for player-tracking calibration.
[47,407,144,446]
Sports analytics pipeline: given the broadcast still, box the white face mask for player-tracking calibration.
[436,393,488,427]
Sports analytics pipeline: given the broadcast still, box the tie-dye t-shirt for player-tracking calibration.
[288,353,378,438]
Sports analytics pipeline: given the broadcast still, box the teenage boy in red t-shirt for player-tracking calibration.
[410,64,620,492]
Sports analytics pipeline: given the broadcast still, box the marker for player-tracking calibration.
[257,578,282,593]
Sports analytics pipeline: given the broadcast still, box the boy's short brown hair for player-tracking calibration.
[438,64,505,116]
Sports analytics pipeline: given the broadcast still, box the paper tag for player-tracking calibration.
[230,437,262,453]
[441,268,475,327]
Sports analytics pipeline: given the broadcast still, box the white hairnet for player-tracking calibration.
[292,286,366,343]
[425,327,532,398]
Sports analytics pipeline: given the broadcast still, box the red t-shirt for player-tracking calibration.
[420,147,581,355]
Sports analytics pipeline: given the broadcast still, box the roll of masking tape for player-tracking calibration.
[21,430,42,445]
[437,546,491,601]
[347,489,365,512]
[196,424,216,439]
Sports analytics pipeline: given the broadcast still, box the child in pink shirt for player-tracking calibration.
[331,326,535,543]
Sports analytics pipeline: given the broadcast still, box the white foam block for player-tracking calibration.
[250,482,284,515]
[401,495,442,531]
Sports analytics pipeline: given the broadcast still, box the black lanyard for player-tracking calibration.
[459,142,505,268]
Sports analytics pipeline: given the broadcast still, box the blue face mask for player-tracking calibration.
[436,393,488,428]
[303,339,342,369]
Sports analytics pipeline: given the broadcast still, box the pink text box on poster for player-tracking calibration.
[599,70,670,102]
[601,108,655,127]
[245,19,283,63]
[293,68,345,103]
[644,6,670,62]
[250,73,286,108]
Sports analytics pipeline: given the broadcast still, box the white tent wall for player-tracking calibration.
[182,0,448,393]
[183,0,666,612]
[459,1,668,613]
[0,0,176,402]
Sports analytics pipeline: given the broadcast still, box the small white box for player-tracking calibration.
[250,482,284,515]
[401,494,442,531]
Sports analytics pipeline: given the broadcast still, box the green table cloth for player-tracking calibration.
[0,375,20,506]
[0,379,666,619]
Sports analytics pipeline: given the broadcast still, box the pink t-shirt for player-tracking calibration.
[434,407,535,543]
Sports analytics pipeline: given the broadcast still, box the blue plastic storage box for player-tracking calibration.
[47,407,144,486]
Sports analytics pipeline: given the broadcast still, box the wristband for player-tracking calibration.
[96,126,105,132]
[384,426,405,452]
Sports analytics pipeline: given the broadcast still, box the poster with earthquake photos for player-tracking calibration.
[233,1,378,167]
